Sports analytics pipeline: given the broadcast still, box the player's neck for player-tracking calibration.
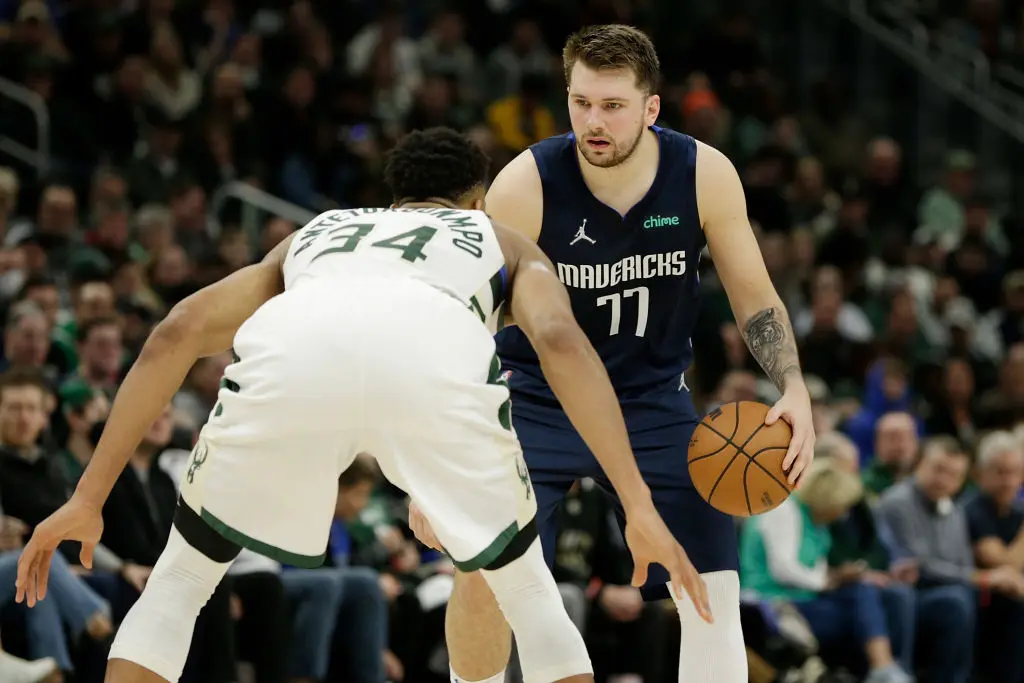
[396,197,463,211]
[577,127,659,193]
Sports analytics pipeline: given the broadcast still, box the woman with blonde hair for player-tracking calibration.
[740,458,913,683]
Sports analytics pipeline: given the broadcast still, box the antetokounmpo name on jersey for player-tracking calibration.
[556,251,687,289]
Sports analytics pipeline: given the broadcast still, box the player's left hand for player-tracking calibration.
[16,494,104,607]
[766,382,816,488]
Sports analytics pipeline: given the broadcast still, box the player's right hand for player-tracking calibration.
[624,505,713,624]
[408,500,443,552]
[16,494,104,607]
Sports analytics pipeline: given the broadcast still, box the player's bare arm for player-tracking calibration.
[75,232,295,508]
[15,235,295,606]
[484,150,544,242]
[696,142,815,486]
[494,221,711,622]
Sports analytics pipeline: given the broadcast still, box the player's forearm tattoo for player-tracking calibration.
[741,307,802,391]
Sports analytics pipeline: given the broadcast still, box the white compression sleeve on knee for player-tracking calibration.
[672,570,747,683]
[108,526,233,682]
[480,540,592,683]
[450,666,508,683]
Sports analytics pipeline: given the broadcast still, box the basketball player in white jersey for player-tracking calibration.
[14,128,710,683]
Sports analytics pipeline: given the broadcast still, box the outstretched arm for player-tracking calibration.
[494,223,711,620]
[75,235,295,508]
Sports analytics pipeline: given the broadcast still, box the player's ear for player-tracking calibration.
[645,94,660,126]
[471,197,485,211]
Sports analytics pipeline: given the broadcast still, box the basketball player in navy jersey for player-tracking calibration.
[410,25,816,683]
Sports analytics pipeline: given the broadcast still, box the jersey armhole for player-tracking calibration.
[684,136,704,242]
[527,147,549,245]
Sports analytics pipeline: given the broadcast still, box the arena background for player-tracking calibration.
[0,0,1022,682]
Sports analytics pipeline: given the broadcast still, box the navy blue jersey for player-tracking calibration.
[496,126,705,423]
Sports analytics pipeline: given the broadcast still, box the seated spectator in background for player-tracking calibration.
[818,432,918,673]
[551,479,668,683]
[66,317,124,398]
[54,378,107,483]
[323,457,394,683]
[976,343,1024,429]
[861,411,919,497]
[876,436,1020,683]
[1,302,61,388]
[740,458,913,683]
[966,431,1024,683]
[485,71,557,154]
[172,351,233,432]
[0,503,108,682]
[845,360,920,464]
[98,404,237,683]
[159,447,332,683]
[924,356,980,446]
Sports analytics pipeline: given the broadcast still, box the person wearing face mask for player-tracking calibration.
[54,378,110,484]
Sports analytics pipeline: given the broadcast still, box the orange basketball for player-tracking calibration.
[688,401,794,517]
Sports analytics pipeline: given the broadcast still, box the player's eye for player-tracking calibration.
[574,99,589,108]
[604,103,621,110]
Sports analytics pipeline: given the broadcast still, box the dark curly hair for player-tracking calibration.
[383,127,490,204]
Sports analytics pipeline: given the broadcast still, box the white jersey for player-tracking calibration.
[283,207,507,333]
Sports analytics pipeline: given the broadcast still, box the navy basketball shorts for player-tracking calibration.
[512,404,739,602]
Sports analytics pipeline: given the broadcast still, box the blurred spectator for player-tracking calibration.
[551,479,668,683]
[99,404,236,683]
[740,458,913,682]
[965,431,1024,683]
[0,3,1021,681]
[862,412,920,497]
[877,437,1007,683]
[483,18,551,102]
[818,432,918,673]
[322,456,392,683]
[486,72,557,154]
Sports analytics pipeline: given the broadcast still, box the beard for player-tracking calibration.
[575,122,646,169]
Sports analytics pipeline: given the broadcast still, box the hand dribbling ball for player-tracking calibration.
[688,401,794,517]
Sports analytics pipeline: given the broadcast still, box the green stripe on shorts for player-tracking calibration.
[449,520,519,572]
[200,508,327,568]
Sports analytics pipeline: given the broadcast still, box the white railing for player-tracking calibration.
[868,0,1024,121]
[0,76,49,179]
[209,180,316,239]
[838,0,1024,142]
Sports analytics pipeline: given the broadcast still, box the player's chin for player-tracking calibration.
[582,148,620,168]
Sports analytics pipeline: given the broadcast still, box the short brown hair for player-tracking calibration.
[0,367,50,402]
[562,24,660,95]
[338,453,379,489]
[922,435,969,461]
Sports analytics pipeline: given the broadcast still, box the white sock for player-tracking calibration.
[450,667,507,683]
[672,570,747,683]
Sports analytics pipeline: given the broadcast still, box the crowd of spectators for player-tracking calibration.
[0,1,1021,682]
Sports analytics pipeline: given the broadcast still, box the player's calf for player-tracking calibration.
[447,569,511,683]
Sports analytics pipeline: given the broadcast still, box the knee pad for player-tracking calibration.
[108,527,233,682]
[480,540,592,683]
[672,570,747,683]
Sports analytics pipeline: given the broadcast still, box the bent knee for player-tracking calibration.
[928,585,976,619]
[453,569,500,611]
